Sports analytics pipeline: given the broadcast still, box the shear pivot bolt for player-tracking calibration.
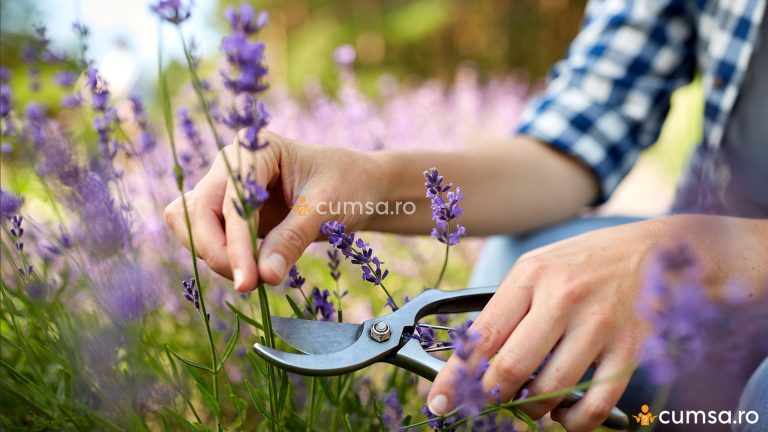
[370,320,391,342]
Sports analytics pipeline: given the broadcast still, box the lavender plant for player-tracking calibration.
[3,2,763,431]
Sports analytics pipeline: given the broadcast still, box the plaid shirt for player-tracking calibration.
[516,0,766,203]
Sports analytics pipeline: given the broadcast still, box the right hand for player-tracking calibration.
[164,131,386,292]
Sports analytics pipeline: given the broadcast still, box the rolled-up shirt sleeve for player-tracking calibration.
[516,0,696,203]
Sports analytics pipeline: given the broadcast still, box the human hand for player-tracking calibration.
[427,220,660,431]
[164,130,388,291]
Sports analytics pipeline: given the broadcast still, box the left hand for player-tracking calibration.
[427,219,662,431]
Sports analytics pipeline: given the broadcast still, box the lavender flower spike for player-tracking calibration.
[322,221,396,308]
[1,188,23,218]
[150,0,192,25]
[181,278,200,310]
[310,287,336,321]
[287,265,306,290]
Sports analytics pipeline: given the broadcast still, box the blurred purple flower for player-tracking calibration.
[1,84,11,118]
[450,320,480,361]
[0,188,23,218]
[454,359,489,418]
[0,66,9,83]
[224,4,268,35]
[61,93,83,108]
[97,262,156,322]
[234,168,269,218]
[130,95,156,153]
[381,390,403,430]
[638,243,768,385]
[86,68,110,112]
[182,278,200,310]
[333,44,356,67]
[310,287,336,321]
[53,71,78,87]
[150,0,192,25]
[221,97,270,151]
[177,107,207,164]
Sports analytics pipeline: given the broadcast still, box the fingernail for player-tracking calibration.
[427,394,447,415]
[266,253,285,279]
[233,268,245,291]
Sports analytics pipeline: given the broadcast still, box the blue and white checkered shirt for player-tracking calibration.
[516,0,766,203]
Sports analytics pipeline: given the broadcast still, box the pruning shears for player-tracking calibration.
[253,286,629,430]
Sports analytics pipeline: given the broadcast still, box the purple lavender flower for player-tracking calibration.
[53,71,78,87]
[287,265,306,290]
[333,44,356,67]
[86,69,110,112]
[0,66,9,83]
[636,243,765,385]
[224,5,268,35]
[182,278,200,310]
[361,256,389,286]
[310,287,336,321]
[450,320,480,361]
[424,167,466,246]
[61,93,83,108]
[177,107,207,164]
[150,0,192,24]
[381,390,403,430]
[220,97,270,151]
[0,188,23,218]
[322,221,355,253]
[234,168,269,218]
[413,325,436,348]
[94,110,119,160]
[327,247,341,281]
[130,95,156,153]
[0,83,11,118]
[454,359,489,418]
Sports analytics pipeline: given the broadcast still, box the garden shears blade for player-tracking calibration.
[254,286,629,430]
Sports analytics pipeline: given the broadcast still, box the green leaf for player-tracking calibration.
[513,408,539,431]
[160,408,204,432]
[166,345,214,373]
[226,301,264,330]
[276,370,290,418]
[284,294,306,319]
[245,379,276,423]
[343,413,353,432]
[318,377,337,405]
[227,384,248,430]
[217,314,241,372]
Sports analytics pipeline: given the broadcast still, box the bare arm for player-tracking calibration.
[369,135,599,235]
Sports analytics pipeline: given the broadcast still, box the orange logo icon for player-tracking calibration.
[633,404,656,426]
[292,195,310,216]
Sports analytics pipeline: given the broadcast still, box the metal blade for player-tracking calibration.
[271,316,363,355]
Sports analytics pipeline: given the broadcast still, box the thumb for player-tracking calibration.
[257,203,325,285]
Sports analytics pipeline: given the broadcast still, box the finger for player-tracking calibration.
[519,322,606,420]
[257,203,326,285]
[164,153,233,277]
[426,276,534,415]
[223,179,259,292]
[551,350,635,432]
[481,306,567,403]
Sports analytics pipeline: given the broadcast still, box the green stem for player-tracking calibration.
[157,27,220,427]
[433,223,451,289]
[306,377,317,432]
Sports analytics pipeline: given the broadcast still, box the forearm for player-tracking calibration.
[367,135,598,235]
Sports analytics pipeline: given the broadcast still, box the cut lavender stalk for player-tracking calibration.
[424,167,466,288]
[321,221,397,310]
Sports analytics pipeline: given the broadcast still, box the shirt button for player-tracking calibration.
[714,76,725,89]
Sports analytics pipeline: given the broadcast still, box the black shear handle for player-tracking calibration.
[390,287,630,430]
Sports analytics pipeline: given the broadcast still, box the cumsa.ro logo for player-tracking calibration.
[633,404,760,427]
